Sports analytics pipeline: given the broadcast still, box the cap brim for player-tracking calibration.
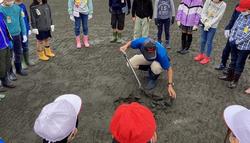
[224,105,247,131]
[141,50,156,61]
[55,94,82,114]
[236,6,247,12]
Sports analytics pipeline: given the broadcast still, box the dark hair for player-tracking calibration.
[31,0,47,6]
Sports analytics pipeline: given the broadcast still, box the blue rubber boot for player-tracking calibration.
[145,69,160,90]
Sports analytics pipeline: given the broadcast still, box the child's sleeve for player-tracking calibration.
[127,0,131,10]
[210,3,226,27]
[176,1,183,21]
[19,8,27,36]
[170,0,175,17]
[68,0,74,15]
[201,0,210,20]
[48,4,53,25]
[229,15,241,42]
[194,1,203,26]
[30,6,37,29]
[24,6,30,31]
[88,0,93,15]
[153,0,158,19]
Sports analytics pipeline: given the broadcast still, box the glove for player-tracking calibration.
[224,30,230,38]
[171,16,175,24]
[22,35,27,43]
[154,18,159,26]
[192,25,198,31]
[177,21,181,26]
[28,30,32,36]
[51,25,55,32]
[70,15,75,22]
[88,15,93,20]
[127,10,130,15]
[32,29,39,35]
[204,22,211,31]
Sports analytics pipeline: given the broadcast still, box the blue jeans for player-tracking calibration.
[156,18,170,45]
[74,13,88,36]
[229,44,250,75]
[200,26,217,57]
[220,39,234,66]
[12,35,22,64]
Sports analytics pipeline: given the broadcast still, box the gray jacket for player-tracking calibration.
[153,0,175,19]
[30,4,53,31]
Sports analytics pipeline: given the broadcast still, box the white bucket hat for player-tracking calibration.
[224,105,250,143]
[34,94,82,142]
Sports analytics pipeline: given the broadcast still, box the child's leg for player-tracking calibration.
[156,19,163,43]
[164,18,171,48]
[186,33,193,50]
[110,13,118,42]
[74,16,82,37]
[205,28,217,57]
[44,38,55,57]
[13,35,27,76]
[116,13,125,43]
[141,17,150,37]
[200,26,208,54]
[180,32,187,50]
[81,13,90,47]
[133,17,142,39]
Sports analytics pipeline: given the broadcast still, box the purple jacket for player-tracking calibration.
[176,0,203,27]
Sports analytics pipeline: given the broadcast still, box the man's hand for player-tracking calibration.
[120,45,127,54]
[132,17,136,22]
[224,30,230,38]
[167,85,176,99]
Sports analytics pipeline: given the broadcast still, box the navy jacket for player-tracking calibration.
[225,4,240,30]
[109,0,131,14]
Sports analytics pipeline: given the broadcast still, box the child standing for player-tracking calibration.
[30,0,55,61]
[109,0,131,43]
[0,0,28,76]
[153,0,175,49]
[0,11,16,90]
[132,0,153,39]
[176,0,203,54]
[194,0,226,65]
[15,0,35,68]
[68,0,93,48]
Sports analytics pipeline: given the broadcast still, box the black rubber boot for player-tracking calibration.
[228,74,241,89]
[138,65,150,71]
[23,52,35,66]
[218,68,234,81]
[1,76,16,88]
[145,69,160,90]
[8,66,17,81]
[0,81,6,92]
[15,63,28,76]
[110,32,117,43]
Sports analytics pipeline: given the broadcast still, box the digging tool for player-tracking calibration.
[122,51,142,90]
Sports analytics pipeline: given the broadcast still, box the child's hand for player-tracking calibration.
[32,29,39,35]
[70,15,75,22]
[192,25,198,31]
[171,16,175,24]
[22,35,27,43]
[177,21,181,26]
[51,25,55,32]
[132,17,136,22]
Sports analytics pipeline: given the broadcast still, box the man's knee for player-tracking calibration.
[151,63,163,75]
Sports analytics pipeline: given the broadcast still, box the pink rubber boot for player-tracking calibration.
[83,35,90,48]
[76,36,81,48]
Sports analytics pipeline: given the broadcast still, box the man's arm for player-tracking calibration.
[120,41,132,53]
[166,67,176,98]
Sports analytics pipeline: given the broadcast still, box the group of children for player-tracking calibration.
[0,0,55,99]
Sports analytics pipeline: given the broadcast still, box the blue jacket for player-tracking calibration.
[0,4,26,36]
[0,13,11,50]
[109,0,131,14]
[131,37,171,70]
[17,3,30,34]
[225,4,240,30]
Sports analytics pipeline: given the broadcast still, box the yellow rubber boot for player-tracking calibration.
[44,47,55,57]
[38,51,49,61]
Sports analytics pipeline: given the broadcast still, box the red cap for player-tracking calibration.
[110,102,156,143]
[236,0,250,12]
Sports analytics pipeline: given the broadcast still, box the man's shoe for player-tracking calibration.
[145,69,160,90]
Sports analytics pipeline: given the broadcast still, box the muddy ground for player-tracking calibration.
[0,0,249,143]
